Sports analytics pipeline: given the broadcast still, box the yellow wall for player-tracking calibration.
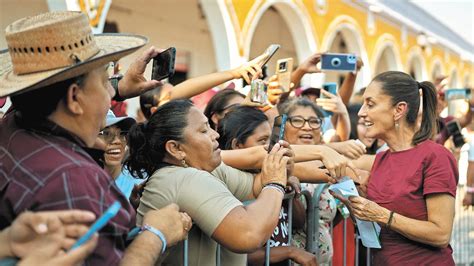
[226,0,474,86]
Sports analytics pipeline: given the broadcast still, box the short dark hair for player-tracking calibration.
[125,99,193,179]
[278,97,324,118]
[372,71,437,145]
[217,106,268,150]
[203,89,245,130]
[11,75,85,119]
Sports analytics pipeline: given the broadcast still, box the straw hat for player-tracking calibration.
[0,11,148,97]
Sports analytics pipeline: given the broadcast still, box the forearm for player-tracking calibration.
[334,112,351,141]
[221,146,266,170]
[339,72,357,106]
[376,209,453,248]
[215,189,283,253]
[459,108,472,128]
[120,231,163,265]
[0,228,13,258]
[290,68,306,88]
[291,145,325,162]
[352,155,375,172]
[248,246,293,265]
[293,161,329,183]
[170,70,235,100]
[467,162,474,187]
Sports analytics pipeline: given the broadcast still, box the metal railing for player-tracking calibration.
[180,184,473,265]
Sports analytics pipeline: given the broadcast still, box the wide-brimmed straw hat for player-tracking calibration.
[0,11,148,97]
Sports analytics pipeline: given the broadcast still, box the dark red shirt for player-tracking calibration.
[0,112,135,265]
[367,140,457,265]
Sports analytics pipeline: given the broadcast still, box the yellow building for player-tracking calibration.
[1,0,473,112]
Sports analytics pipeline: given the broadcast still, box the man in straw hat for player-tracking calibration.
[0,11,191,265]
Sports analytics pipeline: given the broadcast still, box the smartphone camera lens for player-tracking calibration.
[331,57,341,67]
[279,62,287,72]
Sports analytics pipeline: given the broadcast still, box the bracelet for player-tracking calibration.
[142,224,167,254]
[262,183,285,195]
[386,211,395,229]
[466,186,474,193]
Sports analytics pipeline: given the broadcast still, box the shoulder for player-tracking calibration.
[421,140,456,162]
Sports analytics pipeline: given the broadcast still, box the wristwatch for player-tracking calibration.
[110,74,125,101]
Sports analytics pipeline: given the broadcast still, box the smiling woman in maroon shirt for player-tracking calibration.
[342,71,457,265]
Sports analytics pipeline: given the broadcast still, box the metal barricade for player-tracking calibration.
[452,185,474,264]
[194,190,296,266]
[305,183,329,261]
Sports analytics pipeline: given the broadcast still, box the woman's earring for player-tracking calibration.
[181,159,188,168]
[395,121,400,129]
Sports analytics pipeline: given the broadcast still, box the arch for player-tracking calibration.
[464,73,471,87]
[448,67,458,88]
[243,0,318,72]
[406,46,427,81]
[430,56,445,82]
[371,34,403,76]
[321,15,371,91]
[200,0,241,71]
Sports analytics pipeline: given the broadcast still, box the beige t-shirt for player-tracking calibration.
[136,163,254,266]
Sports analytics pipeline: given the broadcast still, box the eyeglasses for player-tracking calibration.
[98,129,128,142]
[288,116,322,129]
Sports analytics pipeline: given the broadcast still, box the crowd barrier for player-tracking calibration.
[180,184,473,266]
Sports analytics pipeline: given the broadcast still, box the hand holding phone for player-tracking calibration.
[268,114,287,153]
[318,83,339,116]
[276,58,293,93]
[151,47,176,81]
[321,53,357,72]
[70,201,121,250]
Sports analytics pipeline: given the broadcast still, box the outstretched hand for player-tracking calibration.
[118,46,163,99]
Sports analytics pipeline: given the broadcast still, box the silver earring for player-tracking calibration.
[395,122,399,129]
[181,159,188,168]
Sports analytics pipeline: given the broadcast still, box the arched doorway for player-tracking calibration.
[431,59,443,82]
[449,68,458,88]
[321,17,370,92]
[245,1,317,86]
[407,49,426,81]
[372,35,402,76]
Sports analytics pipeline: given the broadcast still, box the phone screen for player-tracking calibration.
[70,201,121,250]
[268,114,287,153]
[321,83,338,98]
[152,47,176,81]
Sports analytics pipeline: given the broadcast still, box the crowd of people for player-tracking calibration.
[0,10,471,266]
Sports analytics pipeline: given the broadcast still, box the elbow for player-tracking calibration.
[229,229,270,253]
[431,233,451,249]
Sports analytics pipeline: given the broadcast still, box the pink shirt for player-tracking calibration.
[367,140,457,265]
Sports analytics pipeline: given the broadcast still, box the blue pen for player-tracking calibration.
[70,201,121,250]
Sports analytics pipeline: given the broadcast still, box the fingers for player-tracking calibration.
[319,89,336,98]
[162,203,180,212]
[64,224,90,239]
[61,234,98,265]
[136,46,160,73]
[49,210,96,225]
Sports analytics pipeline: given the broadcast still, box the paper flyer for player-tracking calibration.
[329,178,382,249]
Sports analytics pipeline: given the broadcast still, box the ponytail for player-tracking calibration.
[125,99,193,179]
[125,123,160,179]
[412,81,438,145]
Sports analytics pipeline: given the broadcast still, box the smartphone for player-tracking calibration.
[276,58,293,93]
[268,114,287,153]
[260,44,280,68]
[321,53,357,72]
[446,120,465,148]
[250,79,267,104]
[70,201,121,250]
[151,47,176,81]
[320,83,338,116]
[321,82,338,98]
[445,88,468,118]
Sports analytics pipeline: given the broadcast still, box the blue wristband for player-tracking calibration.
[142,224,167,254]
